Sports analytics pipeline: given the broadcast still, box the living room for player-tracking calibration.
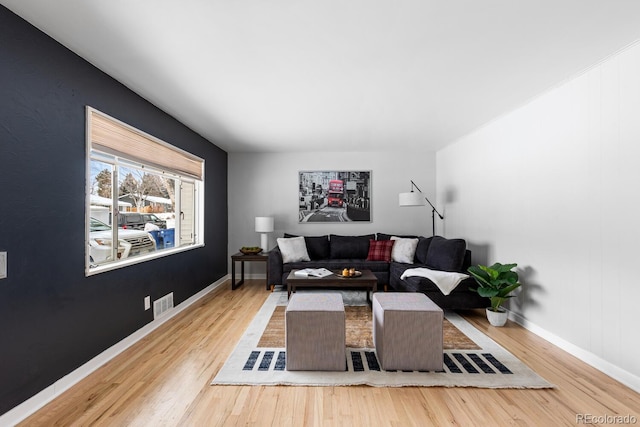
[2,1,640,424]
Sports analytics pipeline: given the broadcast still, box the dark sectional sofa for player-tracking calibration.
[267,233,489,310]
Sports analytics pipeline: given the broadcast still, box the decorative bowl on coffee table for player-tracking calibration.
[339,271,362,278]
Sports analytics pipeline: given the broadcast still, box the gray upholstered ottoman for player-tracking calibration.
[372,292,443,371]
[285,293,346,371]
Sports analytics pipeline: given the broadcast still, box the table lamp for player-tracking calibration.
[255,216,274,251]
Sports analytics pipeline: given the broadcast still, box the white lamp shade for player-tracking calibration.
[255,216,274,233]
[399,191,426,206]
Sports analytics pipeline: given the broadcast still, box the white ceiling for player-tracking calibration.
[3,1,640,153]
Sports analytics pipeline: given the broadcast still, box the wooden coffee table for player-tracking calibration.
[286,269,378,304]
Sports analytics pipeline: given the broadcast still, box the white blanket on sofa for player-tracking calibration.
[400,268,470,296]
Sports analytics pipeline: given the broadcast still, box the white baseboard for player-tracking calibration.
[508,310,640,393]
[0,275,229,427]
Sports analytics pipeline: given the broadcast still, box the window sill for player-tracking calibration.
[86,243,204,276]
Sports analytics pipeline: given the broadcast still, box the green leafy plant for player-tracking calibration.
[468,263,521,312]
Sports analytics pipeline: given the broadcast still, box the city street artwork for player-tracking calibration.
[298,171,371,223]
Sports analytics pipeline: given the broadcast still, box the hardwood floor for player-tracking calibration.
[20,280,640,426]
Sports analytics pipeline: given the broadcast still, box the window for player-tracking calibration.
[86,107,204,275]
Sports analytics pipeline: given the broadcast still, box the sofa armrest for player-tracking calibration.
[268,247,284,286]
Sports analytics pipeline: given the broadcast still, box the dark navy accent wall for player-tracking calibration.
[0,6,228,415]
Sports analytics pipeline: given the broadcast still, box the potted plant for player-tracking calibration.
[467,263,521,326]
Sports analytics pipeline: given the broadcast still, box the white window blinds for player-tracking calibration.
[88,108,203,180]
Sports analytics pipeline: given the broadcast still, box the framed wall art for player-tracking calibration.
[298,171,371,223]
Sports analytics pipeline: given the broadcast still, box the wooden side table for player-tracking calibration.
[231,252,270,290]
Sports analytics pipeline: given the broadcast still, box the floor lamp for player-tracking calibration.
[255,216,274,251]
[398,180,443,236]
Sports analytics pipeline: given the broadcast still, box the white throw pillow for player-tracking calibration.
[390,236,419,264]
[277,236,311,263]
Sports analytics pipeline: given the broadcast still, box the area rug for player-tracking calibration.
[211,291,554,389]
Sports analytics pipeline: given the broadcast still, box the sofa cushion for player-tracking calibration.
[329,234,375,259]
[414,237,433,264]
[424,236,466,272]
[366,239,395,262]
[390,236,419,263]
[277,237,311,263]
[284,233,330,260]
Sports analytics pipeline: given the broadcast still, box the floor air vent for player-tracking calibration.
[154,292,174,319]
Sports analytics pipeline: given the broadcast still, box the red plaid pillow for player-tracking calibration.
[366,239,395,262]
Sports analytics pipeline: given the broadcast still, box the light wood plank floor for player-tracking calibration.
[20,280,640,426]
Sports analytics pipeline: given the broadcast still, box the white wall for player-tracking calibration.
[437,41,640,390]
[228,151,437,275]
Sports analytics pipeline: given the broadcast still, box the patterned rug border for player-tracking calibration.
[211,292,554,389]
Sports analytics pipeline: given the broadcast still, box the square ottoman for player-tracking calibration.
[372,292,443,371]
[285,292,346,371]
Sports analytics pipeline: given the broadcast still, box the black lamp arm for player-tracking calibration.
[410,180,444,219]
